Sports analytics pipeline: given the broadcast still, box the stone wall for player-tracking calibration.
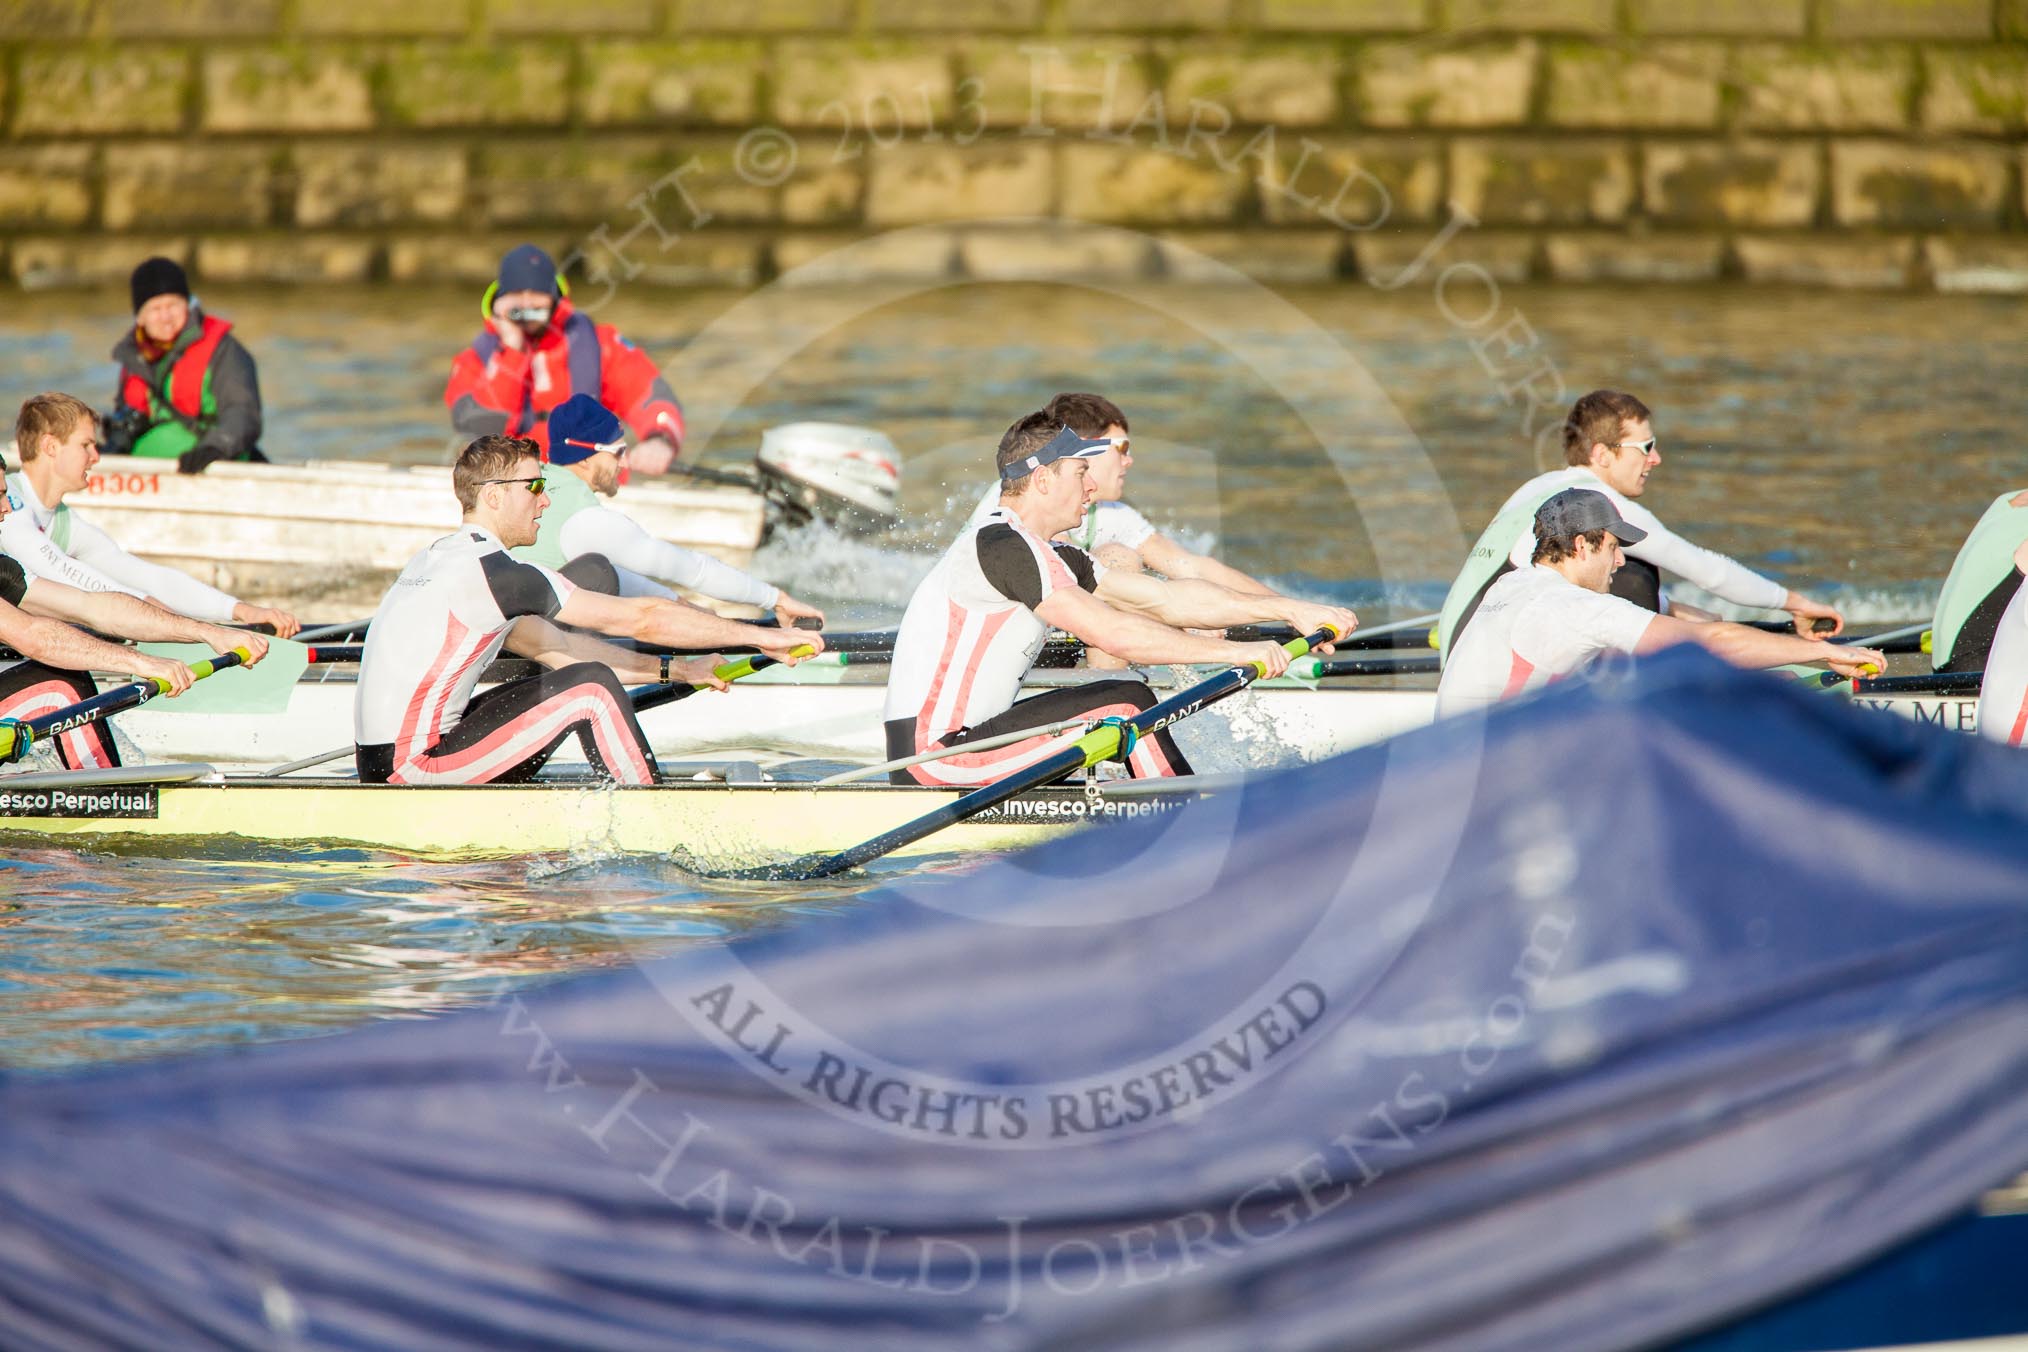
[1,0,2024,292]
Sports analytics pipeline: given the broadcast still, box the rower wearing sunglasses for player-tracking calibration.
[1438,389,1845,661]
[352,434,819,787]
[510,394,823,628]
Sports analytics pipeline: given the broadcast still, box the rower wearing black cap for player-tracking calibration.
[881,412,1357,787]
[1437,489,1884,716]
[444,244,686,476]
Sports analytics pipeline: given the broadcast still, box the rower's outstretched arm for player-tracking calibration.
[550,587,822,662]
[1636,612,1882,677]
[1035,587,1294,674]
[1138,532,1277,597]
[1095,568,1356,644]
[504,616,729,689]
[0,598,196,692]
[16,577,269,663]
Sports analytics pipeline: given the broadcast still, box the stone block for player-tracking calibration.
[1642,139,1819,226]
[1541,232,1725,282]
[580,233,761,287]
[1544,41,1724,129]
[1733,233,1916,287]
[1625,0,1804,34]
[479,136,775,226]
[202,48,375,132]
[866,0,1041,28]
[1357,40,1535,128]
[490,0,657,32]
[958,225,1154,279]
[103,142,276,230]
[1829,139,2009,227]
[1262,135,1443,226]
[0,145,92,229]
[770,229,962,283]
[671,0,854,29]
[103,0,281,35]
[580,40,762,125]
[1153,229,1346,282]
[15,48,188,135]
[1060,142,1248,223]
[1165,45,1340,126]
[1449,137,1635,224]
[383,43,571,127]
[1818,0,1990,38]
[13,236,191,290]
[0,1,96,36]
[775,42,954,129]
[1257,0,1428,30]
[1441,0,1614,32]
[1733,43,1914,131]
[2006,0,2028,38]
[294,142,468,227]
[781,137,866,224]
[1921,48,2028,134]
[1924,237,2028,294]
[1353,226,1536,284]
[195,235,377,283]
[1065,0,1230,27]
[963,42,1155,131]
[297,0,471,34]
[864,141,1053,224]
[387,233,572,284]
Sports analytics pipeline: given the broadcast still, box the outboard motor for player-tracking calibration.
[755,423,901,533]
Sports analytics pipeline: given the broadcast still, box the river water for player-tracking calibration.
[1,279,2023,1071]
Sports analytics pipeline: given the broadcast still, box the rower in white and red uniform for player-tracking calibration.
[353,434,818,786]
[1438,489,1883,716]
[0,413,273,771]
[883,411,1357,786]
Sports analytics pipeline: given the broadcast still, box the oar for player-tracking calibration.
[626,647,816,714]
[0,647,253,764]
[135,637,310,715]
[1853,671,1982,696]
[294,618,373,643]
[737,626,1344,882]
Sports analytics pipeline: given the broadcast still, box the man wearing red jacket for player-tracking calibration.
[443,244,683,476]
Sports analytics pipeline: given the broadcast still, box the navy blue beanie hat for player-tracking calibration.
[496,244,561,296]
[545,394,626,465]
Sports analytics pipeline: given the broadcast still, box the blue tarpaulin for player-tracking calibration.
[3,647,2028,1350]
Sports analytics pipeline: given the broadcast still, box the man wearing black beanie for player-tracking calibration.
[103,255,266,474]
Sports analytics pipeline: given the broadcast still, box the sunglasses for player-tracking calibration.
[480,475,546,494]
[1612,438,1659,456]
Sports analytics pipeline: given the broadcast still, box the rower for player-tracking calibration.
[1970,538,2028,744]
[353,434,819,786]
[1,393,300,638]
[883,412,1357,786]
[963,391,1278,594]
[510,394,823,626]
[0,470,269,771]
[1439,389,1844,661]
[1437,489,1884,716]
[1930,490,2028,675]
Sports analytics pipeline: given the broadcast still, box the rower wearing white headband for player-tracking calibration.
[883,412,1356,787]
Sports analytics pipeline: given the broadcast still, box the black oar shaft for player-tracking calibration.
[0,648,251,764]
[1854,671,1982,696]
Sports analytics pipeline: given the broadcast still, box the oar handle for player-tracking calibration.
[630,644,818,715]
[1243,624,1343,679]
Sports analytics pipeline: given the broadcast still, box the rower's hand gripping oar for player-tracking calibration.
[0,647,255,765]
[627,645,818,714]
[738,626,1345,883]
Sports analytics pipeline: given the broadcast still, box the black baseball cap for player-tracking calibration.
[1535,488,1647,546]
